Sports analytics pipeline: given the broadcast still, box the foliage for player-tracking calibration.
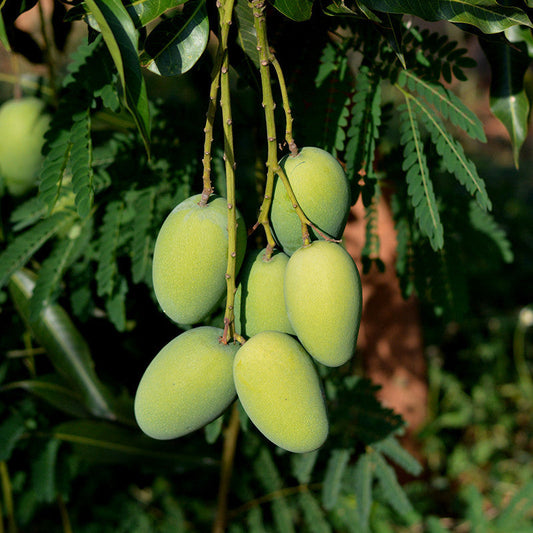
[0,0,532,532]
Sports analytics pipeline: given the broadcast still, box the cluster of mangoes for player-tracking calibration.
[134,147,362,453]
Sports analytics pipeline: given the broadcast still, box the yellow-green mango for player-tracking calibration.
[234,248,295,337]
[284,241,362,367]
[270,147,350,255]
[234,331,328,453]
[0,97,50,196]
[152,194,247,325]
[134,326,238,439]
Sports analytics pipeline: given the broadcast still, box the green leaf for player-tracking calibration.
[358,0,532,34]
[374,436,422,476]
[353,453,373,532]
[299,491,332,533]
[141,0,209,76]
[31,439,61,504]
[494,480,533,530]
[322,449,351,510]
[373,452,414,518]
[8,269,118,421]
[291,450,319,484]
[0,9,11,51]
[234,0,260,68]
[85,0,151,156]
[269,0,314,21]
[126,0,187,28]
[0,412,27,461]
[1,375,90,418]
[130,188,155,283]
[0,212,74,290]
[51,420,219,467]
[399,98,444,250]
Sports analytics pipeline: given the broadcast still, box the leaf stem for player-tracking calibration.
[0,461,17,533]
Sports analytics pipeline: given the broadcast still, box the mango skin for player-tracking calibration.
[0,97,50,196]
[270,147,350,256]
[234,331,328,453]
[152,194,247,325]
[284,241,362,367]
[134,326,238,440]
[234,248,295,338]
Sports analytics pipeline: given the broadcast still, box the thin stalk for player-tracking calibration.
[200,43,224,206]
[37,0,57,104]
[218,0,238,344]
[57,494,73,533]
[0,462,17,533]
[250,0,316,250]
[212,403,240,533]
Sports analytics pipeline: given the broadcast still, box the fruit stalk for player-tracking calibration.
[218,0,238,344]
[251,1,313,249]
[200,38,225,206]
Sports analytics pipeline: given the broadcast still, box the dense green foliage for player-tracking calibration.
[0,0,532,531]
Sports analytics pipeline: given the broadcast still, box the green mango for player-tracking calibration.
[152,194,247,325]
[0,97,50,196]
[270,147,350,255]
[234,331,328,453]
[284,241,362,367]
[134,327,238,440]
[234,248,295,337]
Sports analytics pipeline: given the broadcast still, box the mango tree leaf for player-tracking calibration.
[269,0,314,22]
[51,420,219,468]
[126,0,188,28]
[357,0,532,34]
[480,34,532,167]
[8,269,120,422]
[140,0,209,76]
[0,9,10,51]
[85,0,151,156]
[234,0,260,68]
[1,374,91,418]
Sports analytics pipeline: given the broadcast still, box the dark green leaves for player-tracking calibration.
[85,0,151,155]
[480,30,533,167]
[269,0,314,21]
[126,0,188,28]
[140,0,209,76]
[357,0,532,34]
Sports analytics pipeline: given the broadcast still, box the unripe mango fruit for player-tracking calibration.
[152,194,247,325]
[284,241,362,367]
[134,326,238,440]
[0,97,50,196]
[234,331,328,453]
[270,147,350,256]
[234,248,295,337]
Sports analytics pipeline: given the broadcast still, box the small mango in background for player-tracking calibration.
[284,240,362,367]
[152,194,247,325]
[234,248,295,338]
[134,327,238,440]
[270,147,350,256]
[234,330,328,453]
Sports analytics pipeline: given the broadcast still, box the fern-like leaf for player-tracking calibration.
[0,212,73,289]
[298,491,332,533]
[353,453,373,532]
[69,107,94,218]
[469,200,513,263]
[373,452,414,518]
[345,65,382,185]
[322,448,351,510]
[31,438,60,504]
[29,220,93,322]
[96,201,124,298]
[291,450,319,485]
[413,96,492,210]
[130,188,156,283]
[374,436,422,477]
[10,197,47,231]
[398,70,486,142]
[105,277,128,331]
[399,99,444,250]
[361,183,383,274]
[246,506,267,533]
[253,448,295,533]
